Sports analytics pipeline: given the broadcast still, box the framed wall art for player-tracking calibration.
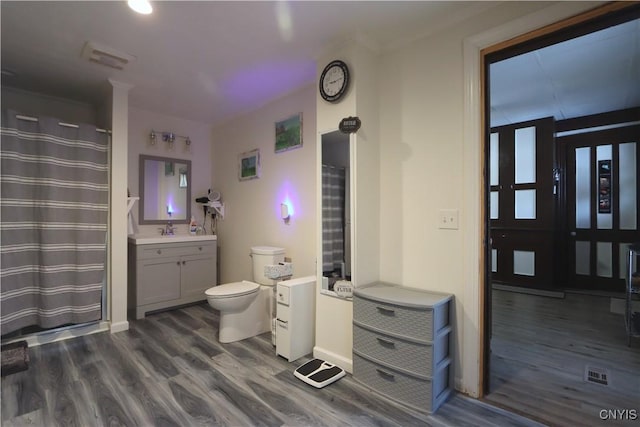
[239,149,260,181]
[275,113,303,153]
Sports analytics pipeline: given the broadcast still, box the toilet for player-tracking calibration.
[205,246,284,343]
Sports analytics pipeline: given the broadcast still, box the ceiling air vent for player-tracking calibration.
[81,41,136,70]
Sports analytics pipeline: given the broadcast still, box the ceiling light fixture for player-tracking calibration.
[128,0,152,15]
[150,130,191,149]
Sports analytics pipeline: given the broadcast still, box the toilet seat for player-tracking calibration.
[205,281,259,299]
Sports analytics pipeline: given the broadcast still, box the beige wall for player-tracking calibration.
[314,41,381,371]
[3,0,605,396]
[211,85,317,284]
[376,1,602,395]
[127,107,213,236]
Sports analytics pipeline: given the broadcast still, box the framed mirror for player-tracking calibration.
[320,130,352,294]
[139,154,191,224]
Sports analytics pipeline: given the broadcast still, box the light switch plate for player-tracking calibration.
[439,209,459,229]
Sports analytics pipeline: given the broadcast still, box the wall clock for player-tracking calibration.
[319,60,349,103]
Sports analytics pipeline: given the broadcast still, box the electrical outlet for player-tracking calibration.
[438,209,459,229]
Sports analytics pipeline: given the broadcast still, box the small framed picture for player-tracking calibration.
[275,113,303,153]
[239,149,260,181]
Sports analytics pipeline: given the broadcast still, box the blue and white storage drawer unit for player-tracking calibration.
[353,282,454,414]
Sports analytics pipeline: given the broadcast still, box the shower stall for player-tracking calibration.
[0,109,110,340]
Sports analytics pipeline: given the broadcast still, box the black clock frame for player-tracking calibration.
[319,60,350,103]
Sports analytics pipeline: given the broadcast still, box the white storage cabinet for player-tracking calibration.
[128,239,217,319]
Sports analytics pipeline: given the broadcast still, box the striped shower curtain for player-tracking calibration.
[0,110,109,336]
[322,165,345,273]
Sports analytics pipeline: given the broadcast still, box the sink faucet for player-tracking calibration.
[160,221,175,236]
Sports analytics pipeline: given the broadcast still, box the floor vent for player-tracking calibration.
[585,366,609,386]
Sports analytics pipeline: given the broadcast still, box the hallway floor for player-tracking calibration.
[485,289,640,427]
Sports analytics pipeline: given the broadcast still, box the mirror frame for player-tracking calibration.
[139,154,191,225]
[317,129,355,299]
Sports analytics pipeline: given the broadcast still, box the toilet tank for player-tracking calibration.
[251,246,285,286]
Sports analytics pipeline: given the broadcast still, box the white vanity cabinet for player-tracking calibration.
[353,282,453,414]
[128,235,217,319]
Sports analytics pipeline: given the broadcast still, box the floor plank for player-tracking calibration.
[2,301,541,426]
[485,289,640,427]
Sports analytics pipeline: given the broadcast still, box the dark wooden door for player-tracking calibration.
[489,117,558,289]
[562,125,640,292]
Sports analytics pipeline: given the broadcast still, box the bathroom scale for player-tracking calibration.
[294,358,345,388]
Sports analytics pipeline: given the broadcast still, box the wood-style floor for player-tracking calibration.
[0,302,541,427]
[485,289,640,427]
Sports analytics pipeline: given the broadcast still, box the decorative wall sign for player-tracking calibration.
[339,116,361,134]
[239,149,261,181]
[598,160,611,214]
[334,280,354,298]
[275,113,303,153]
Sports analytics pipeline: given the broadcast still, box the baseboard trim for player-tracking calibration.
[313,346,353,373]
[492,284,565,298]
[110,320,130,334]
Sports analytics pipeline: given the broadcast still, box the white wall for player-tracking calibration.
[1,86,97,124]
[376,1,602,396]
[314,41,381,372]
[211,85,317,284]
[108,79,132,333]
[127,107,213,236]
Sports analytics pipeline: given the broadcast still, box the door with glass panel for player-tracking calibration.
[564,126,639,291]
[490,117,557,289]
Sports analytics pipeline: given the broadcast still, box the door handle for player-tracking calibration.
[570,231,576,237]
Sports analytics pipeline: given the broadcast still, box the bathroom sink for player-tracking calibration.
[128,234,217,245]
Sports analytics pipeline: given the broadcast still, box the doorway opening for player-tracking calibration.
[482,4,640,425]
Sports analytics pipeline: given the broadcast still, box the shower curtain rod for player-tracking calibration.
[15,114,111,134]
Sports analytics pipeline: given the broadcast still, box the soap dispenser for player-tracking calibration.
[189,216,197,235]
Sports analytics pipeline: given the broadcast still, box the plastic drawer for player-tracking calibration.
[354,296,437,342]
[353,353,451,413]
[353,324,450,376]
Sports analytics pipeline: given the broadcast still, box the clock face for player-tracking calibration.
[320,60,349,103]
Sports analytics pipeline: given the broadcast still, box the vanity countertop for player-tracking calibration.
[128,234,217,245]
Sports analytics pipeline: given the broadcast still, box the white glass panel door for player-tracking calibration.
[619,142,637,230]
[515,126,536,184]
[575,241,590,275]
[490,133,499,186]
[575,147,591,229]
[490,192,499,220]
[492,249,498,273]
[564,125,638,291]
[596,145,612,230]
[596,241,612,278]
[513,250,535,276]
[515,189,536,219]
